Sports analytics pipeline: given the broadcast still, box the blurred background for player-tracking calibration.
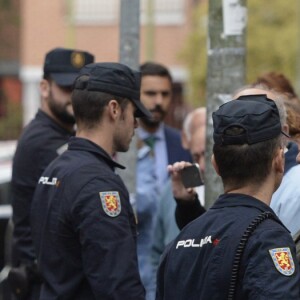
[0,0,299,140]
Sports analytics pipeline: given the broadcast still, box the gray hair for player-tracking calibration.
[233,83,287,126]
[183,107,206,142]
[251,83,287,125]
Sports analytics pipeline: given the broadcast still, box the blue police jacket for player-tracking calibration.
[157,193,300,300]
[11,109,72,265]
[31,137,145,300]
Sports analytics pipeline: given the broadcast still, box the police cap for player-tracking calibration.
[43,48,94,87]
[213,94,290,145]
[74,62,151,118]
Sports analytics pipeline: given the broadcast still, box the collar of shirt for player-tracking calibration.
[136,123,165,158]
[136,123,165,142]
[137,124,169,187]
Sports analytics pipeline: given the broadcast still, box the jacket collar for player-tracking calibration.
[211,193,288,231]
[68,137,125,169]
[212,193,276,214]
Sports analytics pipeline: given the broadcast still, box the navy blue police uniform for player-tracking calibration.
[31,137,145,299]
[12,110,72,264]
[10,48,94,299]
[156,95,300,300]
[157,193,300,300]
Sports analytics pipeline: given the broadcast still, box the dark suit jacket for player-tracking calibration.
[164,125,193,165]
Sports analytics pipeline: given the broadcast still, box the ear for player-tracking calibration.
[282,123,289,135]
[273,147,285,174]
[211,154,220,176]
[181,131,189,150]
[40,79,50,99]
[107,100,120,120]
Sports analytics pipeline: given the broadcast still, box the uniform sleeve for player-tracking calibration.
[12,139,61,264]
[70,177,145,300]
[175,194,206,230]
[242,224,300,299]
[11,144,42,264]
[11,182,36,263]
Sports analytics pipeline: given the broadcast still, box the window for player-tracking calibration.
[141,0,185,25]
[73,0,185,26]
[73,0,119,25]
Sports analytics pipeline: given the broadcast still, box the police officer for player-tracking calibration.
[31,62,151,299]
[10,47,94,299]
[156,94,300,299]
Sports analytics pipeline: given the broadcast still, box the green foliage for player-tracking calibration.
[179,0,299,105]
[247,0,298,86]
[0,0,11,10]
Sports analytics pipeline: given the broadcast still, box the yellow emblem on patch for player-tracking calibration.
[71,51,85,68]
[99,191,121,217]
[269,247,295,276]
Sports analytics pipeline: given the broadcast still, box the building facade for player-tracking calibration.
[20,0,200,126]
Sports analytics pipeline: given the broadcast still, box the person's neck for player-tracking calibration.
[76,128,113,157]
[139,120,161,134]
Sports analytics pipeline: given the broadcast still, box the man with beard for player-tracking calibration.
[9,47,94,300]
[135,62,192,300]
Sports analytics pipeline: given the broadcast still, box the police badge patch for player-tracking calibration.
[269,247,295,276]
[71,51,85,68]
[99,191,121,217]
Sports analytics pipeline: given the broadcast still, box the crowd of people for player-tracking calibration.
[5,47,300,299]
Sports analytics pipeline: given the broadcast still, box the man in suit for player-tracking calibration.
[135,62,192,300]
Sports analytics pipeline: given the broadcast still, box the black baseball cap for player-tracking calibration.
[74,62,151,118]
[43,48,94,86]
[213,94,290,145]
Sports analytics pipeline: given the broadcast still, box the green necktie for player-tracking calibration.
[144,135,156,150]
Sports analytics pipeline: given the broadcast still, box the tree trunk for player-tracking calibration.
[117,0,140,198]
[205,0,247,208]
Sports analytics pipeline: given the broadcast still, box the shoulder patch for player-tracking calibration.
[269,247,295,276]
[99,191,121,217]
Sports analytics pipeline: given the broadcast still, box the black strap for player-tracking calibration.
[227,211,277,300]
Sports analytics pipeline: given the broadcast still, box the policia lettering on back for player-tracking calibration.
[156,94,299,300]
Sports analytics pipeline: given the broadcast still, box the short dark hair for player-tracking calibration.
[72,75,130,129]
[213,128,283,188]
[140,62,172,84]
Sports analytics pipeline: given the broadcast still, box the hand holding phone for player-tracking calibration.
[180,164,203,188]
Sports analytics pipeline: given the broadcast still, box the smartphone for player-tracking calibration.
[180,164,203,188]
